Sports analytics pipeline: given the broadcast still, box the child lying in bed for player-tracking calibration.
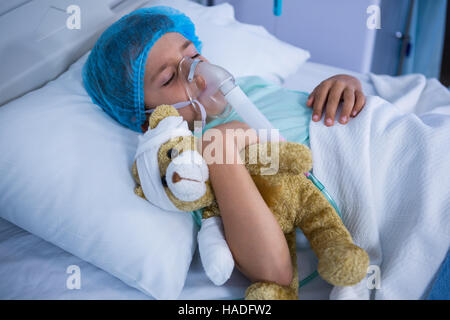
[82,6,366,287]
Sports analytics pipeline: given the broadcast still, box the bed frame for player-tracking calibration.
[0,0,148,106]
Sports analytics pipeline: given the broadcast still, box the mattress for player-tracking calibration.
[282,61,376,96]
[0,61,375,300]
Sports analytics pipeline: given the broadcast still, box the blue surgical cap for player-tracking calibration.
[82,6,202,133]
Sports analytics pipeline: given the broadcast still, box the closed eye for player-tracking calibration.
[162,54,201,87]
[162,73,175,87]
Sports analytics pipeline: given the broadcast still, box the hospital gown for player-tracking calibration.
[201,76,313,147]
[192,76,313,227]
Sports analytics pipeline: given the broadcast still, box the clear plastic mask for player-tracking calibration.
[177,56,232,120]
[146,56,283,141]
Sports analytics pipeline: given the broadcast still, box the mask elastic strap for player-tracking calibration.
[188,59,202,82]
[144,101,192,114]
[172,99,206,129]
[144,100,206,129]
[192,100,207,129]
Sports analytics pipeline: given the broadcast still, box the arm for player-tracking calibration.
[307,74,366,126]
[201,121,293,286]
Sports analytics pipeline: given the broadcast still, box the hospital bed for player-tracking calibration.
[0,59,374,300]
[1,0,447,300]
[0,60,376,300]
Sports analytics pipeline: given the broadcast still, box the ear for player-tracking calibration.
[149,104,181,129]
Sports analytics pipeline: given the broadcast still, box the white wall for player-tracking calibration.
[213,0,406,74]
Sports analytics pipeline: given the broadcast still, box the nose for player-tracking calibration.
[171,171,203,184]
[172,172,182,184]
[195,75,206,91]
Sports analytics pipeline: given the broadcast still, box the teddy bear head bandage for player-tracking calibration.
[133,105,214,213]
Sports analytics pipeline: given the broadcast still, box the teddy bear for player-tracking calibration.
[132,104,369,300]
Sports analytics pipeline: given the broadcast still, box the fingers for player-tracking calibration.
[338,88,355,124]
[306,93,314,107]
[351,90,366,117]
[310,81,332,122]
[324,82,345,126]
[309,79,366,126]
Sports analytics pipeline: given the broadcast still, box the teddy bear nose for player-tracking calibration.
[172,172,182,184]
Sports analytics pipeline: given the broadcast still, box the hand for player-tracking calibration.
[202,120,258,152]
[306,74,366,126]
[201,120,259,165]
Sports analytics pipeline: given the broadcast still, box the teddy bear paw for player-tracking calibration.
[198,217,235,286]
[317,243,369,286]
[200,245,235,286]
[245,282,298,300]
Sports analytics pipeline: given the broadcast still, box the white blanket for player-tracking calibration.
[309,73,450,299]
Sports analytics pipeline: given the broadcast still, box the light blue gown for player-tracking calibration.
[202,76,312,147]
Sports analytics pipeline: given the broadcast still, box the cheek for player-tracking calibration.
[145,82,190,107]
[143,81,155,107]
[177,105,198,126]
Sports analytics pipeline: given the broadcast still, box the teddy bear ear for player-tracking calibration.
[149,104,181,129]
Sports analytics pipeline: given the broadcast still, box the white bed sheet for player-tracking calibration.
[0,217,330,299]
[0,61,374,300]
[282,61,376,96]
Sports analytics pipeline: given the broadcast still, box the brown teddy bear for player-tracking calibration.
[132,104,369,300]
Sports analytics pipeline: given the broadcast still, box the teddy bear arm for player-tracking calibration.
[295,179,369,286]
[296,180,353,256]
[239,142,287,175]
[202,199,221,219]
[240,142,313,175]
[277,142,313,174]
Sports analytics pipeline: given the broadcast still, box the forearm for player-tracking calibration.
[208,157,293,286]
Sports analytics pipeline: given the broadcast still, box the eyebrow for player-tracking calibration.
[150,40,194,83]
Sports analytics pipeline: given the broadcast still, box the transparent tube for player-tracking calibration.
[178,56,285,140]
[222,83,284,141]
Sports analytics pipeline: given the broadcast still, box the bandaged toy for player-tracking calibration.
[133,104,234,286]
[132,104,369,300]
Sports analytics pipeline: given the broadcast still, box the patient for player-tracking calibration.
[82,6,366,287]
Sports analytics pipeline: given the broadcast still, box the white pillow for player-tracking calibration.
[145,0,311,83]
[0,53,197,300]
[0,0,309,300]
